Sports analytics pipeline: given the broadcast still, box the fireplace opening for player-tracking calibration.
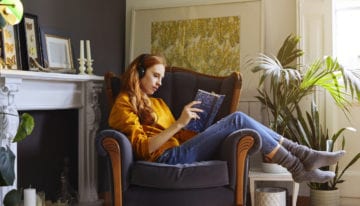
[17,109,79,202]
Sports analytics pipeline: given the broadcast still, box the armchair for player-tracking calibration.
[96,67,261,206]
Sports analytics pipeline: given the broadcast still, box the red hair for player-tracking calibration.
[121,54,166,124]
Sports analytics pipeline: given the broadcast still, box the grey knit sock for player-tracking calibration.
[292,168,335,183]
[271,146,335,183]
[302,150,345,171]
[281,138,346,171]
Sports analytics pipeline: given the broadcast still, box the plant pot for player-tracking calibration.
[310,188,340,206]
[261,154,288,173]
[261,162,288,173]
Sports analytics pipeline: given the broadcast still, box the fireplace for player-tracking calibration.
[0,69,103,205]
[17,109,79,202]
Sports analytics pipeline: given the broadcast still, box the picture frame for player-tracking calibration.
[18,13,43,71]
[1,24,22,69]
[44,34,74,71]
[130,0,263,101]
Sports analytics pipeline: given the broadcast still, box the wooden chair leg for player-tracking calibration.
[102,137,123,206]
[236,136,255,206]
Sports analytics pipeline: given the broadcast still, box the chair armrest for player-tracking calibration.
[219,129,262,206]
[96,129,134,192]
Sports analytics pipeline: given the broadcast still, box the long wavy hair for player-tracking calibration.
[121,53,166,125]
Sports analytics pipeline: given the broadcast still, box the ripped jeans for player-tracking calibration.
[156,111,281,164]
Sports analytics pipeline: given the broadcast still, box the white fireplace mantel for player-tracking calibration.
[0,69,104,204]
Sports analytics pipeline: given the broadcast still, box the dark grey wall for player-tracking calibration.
[22,0,126,75]
[17,1,126,201]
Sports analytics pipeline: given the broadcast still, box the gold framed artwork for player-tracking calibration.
[1,25,21,69]
[151,16,240,76]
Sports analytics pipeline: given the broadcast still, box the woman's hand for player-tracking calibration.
[176,101,203,127]
[148,101,203,153]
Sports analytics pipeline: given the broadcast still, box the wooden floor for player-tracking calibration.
[98,193,360,206]
[297,196,360,206]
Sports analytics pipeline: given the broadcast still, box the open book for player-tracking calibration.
[184,89,225,133]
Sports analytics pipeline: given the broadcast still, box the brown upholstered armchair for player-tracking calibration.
[96,67,261,206]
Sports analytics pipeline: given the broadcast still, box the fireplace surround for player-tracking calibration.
[0,69,103,205]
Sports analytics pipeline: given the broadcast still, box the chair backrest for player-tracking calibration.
[105,66,242,121]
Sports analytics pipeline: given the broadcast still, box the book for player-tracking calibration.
[185,89,225,133]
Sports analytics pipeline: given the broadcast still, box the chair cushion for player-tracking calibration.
[130,160,229,189]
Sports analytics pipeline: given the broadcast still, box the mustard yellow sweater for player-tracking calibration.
[108,92,196,162]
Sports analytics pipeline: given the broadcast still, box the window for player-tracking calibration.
[334,0,360,69]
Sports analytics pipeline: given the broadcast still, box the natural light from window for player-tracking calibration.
[334,0,360,69]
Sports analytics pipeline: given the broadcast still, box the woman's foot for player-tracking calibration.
[280,137,345,170]
[269,146,335,183]
[292,168,335,183]
[302,150,345,171]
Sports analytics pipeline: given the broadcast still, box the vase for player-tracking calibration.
[0,106,19,141]
[310,188,340,206]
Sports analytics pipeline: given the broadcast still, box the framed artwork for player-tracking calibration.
[130,0,264,101]
[1,25,21,69]
[18,13,43,71]
[44,34,74,71]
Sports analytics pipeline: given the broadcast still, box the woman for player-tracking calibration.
[109,53,345,183]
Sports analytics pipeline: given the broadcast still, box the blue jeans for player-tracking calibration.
[156,112,281,164]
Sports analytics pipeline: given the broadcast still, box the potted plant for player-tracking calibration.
[249,33,360,203]
[287,101,360,205]
[251,34,360,136]
[1,112,35,206]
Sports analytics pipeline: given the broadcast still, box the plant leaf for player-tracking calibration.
[13,113,34,143]
[3,189,22,206]
[0,146,15,186]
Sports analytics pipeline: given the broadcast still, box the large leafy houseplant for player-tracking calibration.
[288,101,360,190]
[249,34,360,190]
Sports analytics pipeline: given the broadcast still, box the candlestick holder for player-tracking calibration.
[86,58,94,75]
[78,58,86,75]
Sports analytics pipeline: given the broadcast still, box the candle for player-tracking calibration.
[80,40,84,60]
[24,188,36,206]
[326,140,333,152]
[86,40,91,60]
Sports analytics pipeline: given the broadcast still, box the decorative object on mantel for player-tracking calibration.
[0,0,24,70]
[29,57,76,74]
[77,39,94,75]
[78,40,86,74]
[85,40,93,75]
[44,34,75,73]
[0,0,24,27]
[1,24,22,70]
[18,13,44,71]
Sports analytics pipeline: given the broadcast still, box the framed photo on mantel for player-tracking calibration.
[0,24,22,69]
[18,13,44,71]
[44,34,74,72]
